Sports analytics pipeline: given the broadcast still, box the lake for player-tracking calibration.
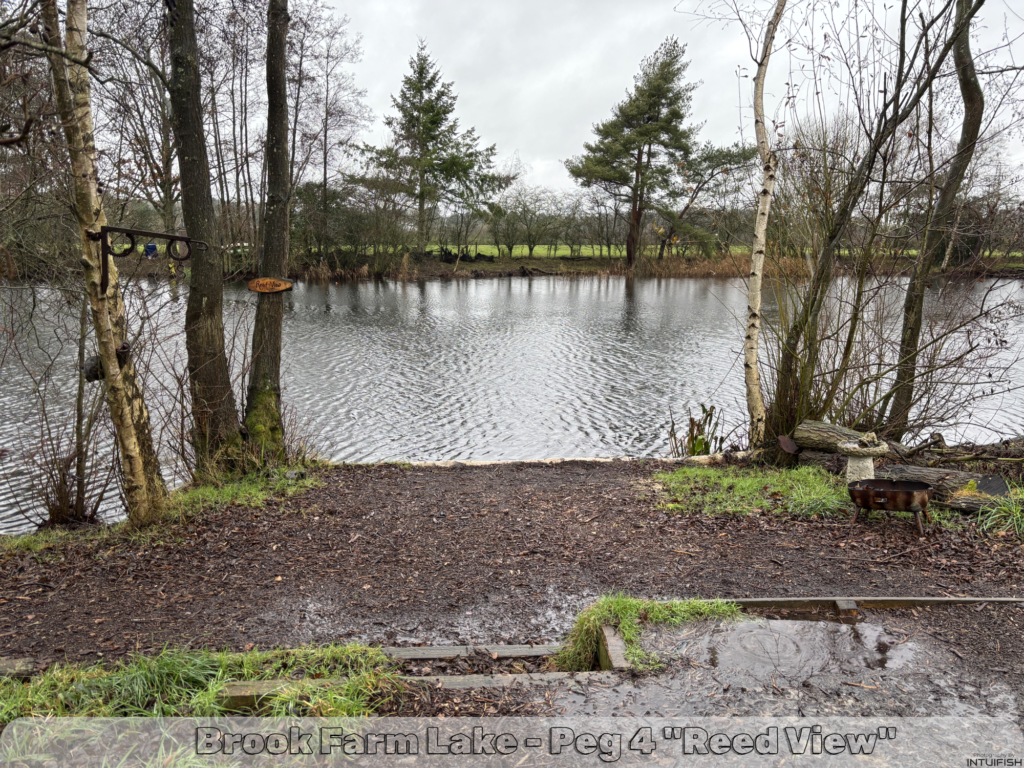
[2,275,1022,533]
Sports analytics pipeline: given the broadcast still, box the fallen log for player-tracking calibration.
[679,450,758,466]
[792,420,912,460]
[797,449,847,473]
[877,464,1009,495]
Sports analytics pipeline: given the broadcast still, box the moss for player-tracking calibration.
[244,385,284,461]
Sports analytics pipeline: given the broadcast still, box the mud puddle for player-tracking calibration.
[251,585,597,647]
[553,617,1020,721]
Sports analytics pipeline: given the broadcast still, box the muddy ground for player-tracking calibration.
[2,461,1022,683]
[556,605,1024,722]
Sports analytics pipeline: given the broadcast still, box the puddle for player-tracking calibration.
[251,585,596,647]
[642,618,917,685]
[552,617,1020,720]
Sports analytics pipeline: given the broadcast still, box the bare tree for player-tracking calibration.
[887,0,986,438]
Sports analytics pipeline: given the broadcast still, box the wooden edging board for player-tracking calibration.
[382,644,559,660]
[219,671,617,709]
[598,625,630,671]
[731,596,1024,610]
[406,457,687,468]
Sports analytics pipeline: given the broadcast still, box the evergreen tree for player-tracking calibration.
[565,37,696,269]
[380,40,507,253]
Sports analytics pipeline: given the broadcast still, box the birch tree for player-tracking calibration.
[745,0,787,446]
[40,0,166,525]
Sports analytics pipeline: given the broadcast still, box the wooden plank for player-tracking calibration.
[219,679,337,711]
[835,599,858,617]
[382,646,467,660]
[380,644,560,660]
[247,277,293,294]
[220,670,618,709]
[598,626,630,671]
[733,596,1024,610]
[480,644,559,658]
[0,657,34,680]
[414,671,619,690]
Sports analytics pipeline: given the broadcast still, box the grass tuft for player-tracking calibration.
[656,465,849,517]
[976,486,1024,538]
[555,594,740,672]
[0,644,397,724]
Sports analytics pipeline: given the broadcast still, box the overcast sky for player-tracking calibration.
[336,0,1024,191]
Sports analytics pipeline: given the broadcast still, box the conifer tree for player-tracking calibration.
[565,37,696,270]
[380,41,506,253]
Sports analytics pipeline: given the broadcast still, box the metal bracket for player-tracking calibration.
[88,226,208,294]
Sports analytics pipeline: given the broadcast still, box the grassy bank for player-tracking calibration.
[655,464,976,530]
[556,595,740,672]
[0,644,398,723]
[0,466,321,556]
[297,251,811,281]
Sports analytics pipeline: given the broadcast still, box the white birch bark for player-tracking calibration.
[42,0,165,525]
[744,0,787,446]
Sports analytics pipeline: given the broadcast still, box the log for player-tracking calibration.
[679,450,758,467]
[792,420,912,460]
[792,421,866,452]
[798,449,847,473]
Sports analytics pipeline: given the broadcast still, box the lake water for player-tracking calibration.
[2,275,1022,534]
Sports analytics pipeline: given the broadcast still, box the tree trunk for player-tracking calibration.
[745,0,786,447]
[166,0,242,469]
[416,169,427,254]
[42,0,166,526]
[887,0,985,440]
[625,148,644,270]
[245,0,290,460]
[74,291,88,521]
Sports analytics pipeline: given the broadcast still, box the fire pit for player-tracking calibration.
[848,479,934,536]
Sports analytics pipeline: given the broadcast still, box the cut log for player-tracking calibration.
[877,465,1008,494]
[792,420,912,460]
[798,449,847,473]
[792,421,864,452]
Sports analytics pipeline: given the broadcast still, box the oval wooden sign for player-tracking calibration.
[247,278,293,293]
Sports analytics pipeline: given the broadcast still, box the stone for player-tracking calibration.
[846,455,876,482]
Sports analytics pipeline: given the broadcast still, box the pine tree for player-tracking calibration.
[565,37,696,269]
[380,41,505,253]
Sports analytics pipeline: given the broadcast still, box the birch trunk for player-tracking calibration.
[41,0,166,526]
[744,0,787,447]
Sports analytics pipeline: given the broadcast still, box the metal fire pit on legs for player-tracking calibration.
[848,479,934,536]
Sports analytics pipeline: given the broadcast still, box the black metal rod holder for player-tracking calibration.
[87,226,208,294]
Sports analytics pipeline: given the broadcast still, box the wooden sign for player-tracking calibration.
[247,278,293,293]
